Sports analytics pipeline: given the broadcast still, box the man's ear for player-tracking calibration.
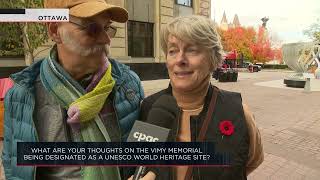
[47,22,62,43]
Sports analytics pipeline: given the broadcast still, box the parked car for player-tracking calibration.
[243,61,261,72]
[254,63,263,71]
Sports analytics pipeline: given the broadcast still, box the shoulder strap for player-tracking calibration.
[197,86,219,141]
[185,87,219,180]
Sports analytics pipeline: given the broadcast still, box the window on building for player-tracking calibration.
[176,0,192,7]
[128,21,154,57]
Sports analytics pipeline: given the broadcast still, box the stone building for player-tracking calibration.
[0,0,211,67]
[219,11,241,31]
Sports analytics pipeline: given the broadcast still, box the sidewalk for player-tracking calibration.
[1,70,319,180]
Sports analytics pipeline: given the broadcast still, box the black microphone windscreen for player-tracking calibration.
[146,95,179,129]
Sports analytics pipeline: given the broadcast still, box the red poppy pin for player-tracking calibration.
[219,120,234,136]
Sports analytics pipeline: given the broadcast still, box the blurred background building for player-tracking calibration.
[0,0,211,67]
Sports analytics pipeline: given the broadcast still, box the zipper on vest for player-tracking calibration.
[62,110,72,142]
[31,107,38,180]
[113,96,122,141]
[172,109,182,180]
[30,93,38,180]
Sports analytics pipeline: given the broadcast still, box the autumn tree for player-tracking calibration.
[218,25,283,63]
[0,0,47,65]
[250,26,274,63]
[217,27,256,60]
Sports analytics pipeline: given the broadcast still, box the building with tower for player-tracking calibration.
[219,11,241,31]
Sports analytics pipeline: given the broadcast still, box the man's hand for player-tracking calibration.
[128,171,156,180]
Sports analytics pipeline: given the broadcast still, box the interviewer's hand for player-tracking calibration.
[128,171,156,180]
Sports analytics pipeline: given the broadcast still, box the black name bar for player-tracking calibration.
[0,9,26,14]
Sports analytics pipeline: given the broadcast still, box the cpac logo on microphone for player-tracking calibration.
[127,121,170,142]
[133,132,159,142]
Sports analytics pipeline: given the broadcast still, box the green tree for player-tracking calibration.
[0,0,48,65]
[304,19,320,42]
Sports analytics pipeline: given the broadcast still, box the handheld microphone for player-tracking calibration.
[127,95,179,180]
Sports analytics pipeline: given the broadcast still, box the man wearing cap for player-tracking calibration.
[2,0,144,179]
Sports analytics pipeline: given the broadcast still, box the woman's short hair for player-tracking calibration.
[161,15,224,69]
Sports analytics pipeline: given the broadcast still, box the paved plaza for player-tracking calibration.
[1,70,320,179]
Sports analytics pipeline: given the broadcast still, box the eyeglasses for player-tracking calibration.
[69,20,117,38]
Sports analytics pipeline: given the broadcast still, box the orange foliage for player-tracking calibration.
[218,26,283,63]
[218,27,256,60]
[250,27,274,63]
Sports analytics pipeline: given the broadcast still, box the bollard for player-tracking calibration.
[304,78,311,92]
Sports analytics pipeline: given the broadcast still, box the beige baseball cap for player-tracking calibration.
[44,0,128,23]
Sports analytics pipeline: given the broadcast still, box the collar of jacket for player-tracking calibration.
[162,83,218,141]
[165,83,215,115]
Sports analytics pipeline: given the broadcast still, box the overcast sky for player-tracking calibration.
[211,0,320,44]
